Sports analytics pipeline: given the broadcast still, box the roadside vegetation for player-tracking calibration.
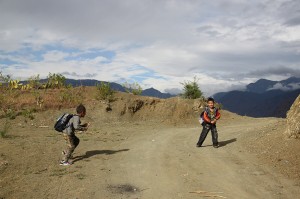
[181,76,204,99]
[95,82,115,102]
[0,72,143,123]
[123,82,143,95]
[0,119,10,138]
[0,72,85,127]
[0,71,226,134]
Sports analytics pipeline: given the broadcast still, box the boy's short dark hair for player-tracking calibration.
[207,97,215,103]
[76,104,86,114]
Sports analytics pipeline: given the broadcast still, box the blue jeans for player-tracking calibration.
[197,123,218,146]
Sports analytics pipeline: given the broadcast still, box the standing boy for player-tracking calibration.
[196,97,221,148]
[60,104,89,165]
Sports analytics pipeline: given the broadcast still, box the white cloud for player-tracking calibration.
[61,72,97,78]
[43,51,69,62]
[165,88,182,95]
[1,0,300,95]
[267,82,300,91]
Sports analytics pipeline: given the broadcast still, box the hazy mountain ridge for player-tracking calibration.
[246,77,300,93]
[141,87,174,98]
[22,78,175,99]
[65,79,175,99]
[214,77,300,118]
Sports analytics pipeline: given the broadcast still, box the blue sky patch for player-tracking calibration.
[127,65,166,82]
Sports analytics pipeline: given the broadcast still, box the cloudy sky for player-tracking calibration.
[1,0,300,96]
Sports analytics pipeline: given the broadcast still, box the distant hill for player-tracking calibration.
[65,79,126,92]
[66,79,175,99]
[246,79,277,93]
[23,78,174,99]
[141,88,174,98]
[214,77,300,118]
[246,77,300,93]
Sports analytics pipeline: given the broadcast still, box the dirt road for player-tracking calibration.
[1,116,300,199]
[91,118,299,199]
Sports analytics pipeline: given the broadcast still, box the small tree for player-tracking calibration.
[27,74,41,89]
[95,82,115,102]
[46,73,66,89]
[0,72,11,89]
[123,82,143,95]
[181,76,203,99]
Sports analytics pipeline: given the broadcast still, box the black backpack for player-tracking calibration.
[54,113,73,132]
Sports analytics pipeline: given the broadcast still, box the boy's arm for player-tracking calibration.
[203,112,211,123]
[215,110,221,120]
[211,110,221,124]
[80,122,90,127]
[73,116,88,131]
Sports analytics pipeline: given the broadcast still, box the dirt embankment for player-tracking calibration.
[0,91,300,199]
[285,95,300,138]
[92,91,207,125]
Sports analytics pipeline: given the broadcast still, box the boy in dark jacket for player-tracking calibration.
[60,104,89,165]
[196,97,221,148]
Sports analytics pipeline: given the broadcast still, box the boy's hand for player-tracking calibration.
[211,119,217,124]
[82,122,91,127]
[80,123,90,131]
[84,123,91,132]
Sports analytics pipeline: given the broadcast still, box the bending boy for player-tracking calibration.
[60,104,89,165]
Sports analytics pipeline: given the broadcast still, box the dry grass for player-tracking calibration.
[0,119,10,138]
[0,87,96,113]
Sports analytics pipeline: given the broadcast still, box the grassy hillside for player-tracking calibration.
[0,86,208,126]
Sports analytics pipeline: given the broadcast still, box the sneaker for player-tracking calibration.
[196,144,201,147]
[213,144,219,148]
[59,160,72,166]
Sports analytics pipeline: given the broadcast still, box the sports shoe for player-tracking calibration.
[196,144,201,147]
[213,144,219,148]
[59,160,72,166]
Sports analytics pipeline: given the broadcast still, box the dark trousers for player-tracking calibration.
[197,123,218,146]
[63,134,80,161]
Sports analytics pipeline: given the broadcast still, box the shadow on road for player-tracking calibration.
[219,138,237,147]
[72,149,130,163]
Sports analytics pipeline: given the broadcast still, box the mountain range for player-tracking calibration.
[214,77,300,118]
[17,78,174,98]
[20,76,300,117]
[64,79,174,99]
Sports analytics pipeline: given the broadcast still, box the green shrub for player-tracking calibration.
[32,90,44,108]
[0,72,12,92]
[123,82,142,95]
[0,120,10,138]
[59,89,73,103]
[0,71,11,86]
[46,73,66,89]
[21,108,36,120]
[96,82,115,102]
[27,74,42,89]
[4,109,17,120]
[59,87,82,105]
[0,93,5,110]
[181,76,203,99]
